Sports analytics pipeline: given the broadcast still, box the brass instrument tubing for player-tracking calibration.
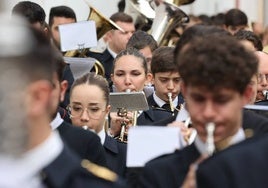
[167,92,174,113]
[206,122,215,156]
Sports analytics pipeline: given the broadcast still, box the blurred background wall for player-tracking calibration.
[2,0,267,27]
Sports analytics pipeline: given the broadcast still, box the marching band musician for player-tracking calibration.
[11,0,108,168]
[12,1,47,33]
[87,12,135,88]
[126,30,158,76]
[48,5,76,50]
[109,47,149,138]
[68,72,127,177]
[139,34,260,188]
[0,15,125,188]
[138,46,184,125]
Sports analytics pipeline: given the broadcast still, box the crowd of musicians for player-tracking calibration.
[2,0,268,187]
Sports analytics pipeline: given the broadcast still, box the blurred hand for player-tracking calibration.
[168,121,195,144]
[181,155,208,188]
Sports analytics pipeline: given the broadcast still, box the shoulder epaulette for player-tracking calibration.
[81,159,118,182]
[244,128,254,138]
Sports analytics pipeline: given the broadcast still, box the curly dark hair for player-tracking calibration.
[176,35,258,94]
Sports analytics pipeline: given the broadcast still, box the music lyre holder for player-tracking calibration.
[110,91,149,142]
[77,43,85,54]
[109,91,149,112]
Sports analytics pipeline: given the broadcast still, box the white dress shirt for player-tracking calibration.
[0,131,63,188]
[50,113,64,130]
[97,128,106,145]
[107,46,117,58]
[195,128,245,155]
[153,92,178,108]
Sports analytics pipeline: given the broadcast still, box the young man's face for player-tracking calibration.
[107,21,135,54]
[152,71,181,102]
[50,16,76,49]
[182,84,250,145]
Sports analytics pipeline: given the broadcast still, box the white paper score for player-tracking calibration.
[59,21,97,52]
[127,126,185,167]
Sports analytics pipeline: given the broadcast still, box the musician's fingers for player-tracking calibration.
[181,163,198,188]
[167,121,185,128]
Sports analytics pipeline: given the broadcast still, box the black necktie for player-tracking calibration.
[162,103,171,111]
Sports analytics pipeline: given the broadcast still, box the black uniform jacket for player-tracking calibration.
[57,121,107,167]
[103,134,127,177]
[137,94,184,125]
[139,144,200,188]
[197,135,268,188]
[42,145,126,188]
[138,110,268,188]
[154,109,268,136]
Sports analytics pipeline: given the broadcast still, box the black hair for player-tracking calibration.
[12,1,46,26]
[49,6,76,26]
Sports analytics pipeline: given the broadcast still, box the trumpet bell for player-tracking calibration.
[150,2,189,46]
[124,0,155,31]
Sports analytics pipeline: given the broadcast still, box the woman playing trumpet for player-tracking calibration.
[109,47,149,139]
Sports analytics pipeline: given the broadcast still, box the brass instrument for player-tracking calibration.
[150,1,189,46]
[205,122,215,156]
[167,92,175,114]
[167,92,183,114]
[117,108,138,143]
[124,0,195,46]
[124,0,155,31]
[117,89,139,143]
[64,3,125,77]
[117,107,128,142]
[85,3,125,39]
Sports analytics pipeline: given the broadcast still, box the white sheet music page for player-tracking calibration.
[127,126,184,167]
[59,21,97,52]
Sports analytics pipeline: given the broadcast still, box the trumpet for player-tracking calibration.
[167,92,175,114]
[205,122,215,156]
[167,92,183,114]
[117,89,138,143]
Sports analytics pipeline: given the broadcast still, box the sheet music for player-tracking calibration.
[127,126,184,167]
[59,21,97,52]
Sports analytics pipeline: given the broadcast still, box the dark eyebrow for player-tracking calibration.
[88,103,99,106]
[72,102,82,105]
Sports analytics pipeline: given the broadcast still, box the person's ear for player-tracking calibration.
[146,73,153,85]
[60,80,68,102]
[242,84,254,106]
[105,30,113,42]
[106,105,111,115]
[26,80,52,117]
[150,74,155,85]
